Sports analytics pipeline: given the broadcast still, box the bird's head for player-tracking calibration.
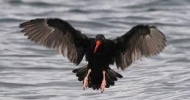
[94,34,105,53]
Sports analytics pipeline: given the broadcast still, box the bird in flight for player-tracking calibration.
[20,18,166,93]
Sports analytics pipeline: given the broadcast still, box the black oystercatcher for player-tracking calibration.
[19,18,166,93]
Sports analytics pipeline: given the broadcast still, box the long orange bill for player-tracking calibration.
[94,40,101,53]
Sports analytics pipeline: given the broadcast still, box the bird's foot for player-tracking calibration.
[83,77,88,90]
[83,68,91,90]
[101,80,106,93]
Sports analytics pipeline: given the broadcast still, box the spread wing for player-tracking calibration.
[20,18,89,65]
[114,25,166,70]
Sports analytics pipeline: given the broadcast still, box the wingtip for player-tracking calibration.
[116,72,123,78]
[19,22,25,28]
[72,69,78,73]
[19,19,46,28]
[135,24,158,30]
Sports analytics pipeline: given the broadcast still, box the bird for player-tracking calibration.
[19,18,166,93]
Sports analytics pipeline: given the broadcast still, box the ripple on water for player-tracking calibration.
[0,0,190,100]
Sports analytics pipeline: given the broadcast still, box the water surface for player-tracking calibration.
[0,0,190,100]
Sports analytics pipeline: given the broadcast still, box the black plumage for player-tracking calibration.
[20,18,166,92]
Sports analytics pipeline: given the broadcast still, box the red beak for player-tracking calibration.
[94,40,101,53]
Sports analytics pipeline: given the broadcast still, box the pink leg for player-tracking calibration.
[101,70,106,93]
[83,68,91,90]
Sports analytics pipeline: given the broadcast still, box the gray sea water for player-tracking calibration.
[0,0,190,100]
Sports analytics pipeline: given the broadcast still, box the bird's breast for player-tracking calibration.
[87,44,114,70]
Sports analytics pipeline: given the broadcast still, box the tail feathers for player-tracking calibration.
[88,80,100,90]
[73,66,123,90]
[89,69,123,89]
[72,65,88,81]
[107,69,123,80]
[106,69,123,88]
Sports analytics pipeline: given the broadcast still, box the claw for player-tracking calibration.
[83,77,88,90]
[101,70,106,93]
[83,68,91,90]
[101,80,106,93]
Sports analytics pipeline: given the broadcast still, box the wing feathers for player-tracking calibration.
[114,25,166,70]
[20,18,89,65]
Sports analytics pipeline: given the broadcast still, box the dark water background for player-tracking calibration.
[0,0,190,100]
